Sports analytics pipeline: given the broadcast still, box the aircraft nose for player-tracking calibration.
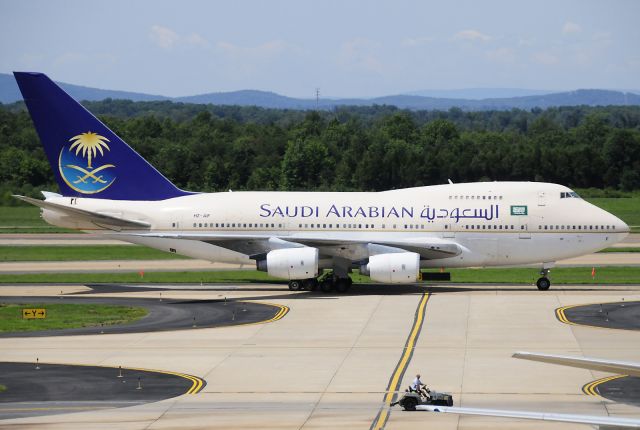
[613,213,630,234]
[606,211,630,237]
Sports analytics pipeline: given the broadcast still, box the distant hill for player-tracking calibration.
[0,73,168,104]
[176,89,312,109]
[2,73,639,111]
[404,88,554,99]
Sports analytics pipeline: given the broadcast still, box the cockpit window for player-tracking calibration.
[560,191,581,199]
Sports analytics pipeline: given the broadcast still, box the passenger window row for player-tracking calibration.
[465,225,516,230]
[449,195,503,200]
[189,222,615,232]
[539,225,614,231]
[192,222,283,228]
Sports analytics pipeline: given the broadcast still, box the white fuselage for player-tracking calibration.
[42,182,629,269]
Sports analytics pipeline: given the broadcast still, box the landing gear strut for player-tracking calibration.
[536,268,551,291]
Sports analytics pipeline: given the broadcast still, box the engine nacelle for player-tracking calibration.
[363,252,420,284]
[257,247,319,280]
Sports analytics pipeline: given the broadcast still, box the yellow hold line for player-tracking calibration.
[555,305,578,325]
[555,300,640,330]
[120,366,205,395]
[19,361,206,396]
[231,301,289,327]
[582,374,626,397]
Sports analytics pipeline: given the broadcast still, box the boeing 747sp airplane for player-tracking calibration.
[12,72,630,292]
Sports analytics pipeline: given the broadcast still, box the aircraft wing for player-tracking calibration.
[14,195,151,230]
[417,404,640,428]
[513,351,640,377]
[121,232,462,261]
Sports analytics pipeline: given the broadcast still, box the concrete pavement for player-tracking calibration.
[0,283,639,429]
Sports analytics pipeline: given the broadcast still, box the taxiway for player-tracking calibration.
[0,282,639,429]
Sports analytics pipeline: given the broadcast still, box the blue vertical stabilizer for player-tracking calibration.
[14,72,191,200]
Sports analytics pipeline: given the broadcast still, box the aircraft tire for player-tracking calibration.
[288,280,303,291]
[303,278,319,291]
[536,277,551,291]
[334,278,351,293]
[320,278,334,293]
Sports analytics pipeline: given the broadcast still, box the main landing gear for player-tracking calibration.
[536,268,551,291]
[288,274,353,294]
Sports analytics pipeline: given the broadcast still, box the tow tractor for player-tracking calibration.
[391,387,453,411]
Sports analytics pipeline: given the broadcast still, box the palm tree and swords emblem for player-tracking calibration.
[58,131,117,194]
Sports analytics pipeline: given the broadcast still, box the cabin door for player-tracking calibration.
[443,224,455,238]
[538,191,546,206]
[518,216,531,239]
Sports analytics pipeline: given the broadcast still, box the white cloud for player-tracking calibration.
[518,37,536,47]
[338,38,384,73]
[185,33,209,48]
[402,36,434,47]
[216,40,289,58]
[454,29,492,42]
[562,21,582,34]
[532,51,559,65]
[149,25,180,49]
[148,26,211,51]
[486,47,515,64]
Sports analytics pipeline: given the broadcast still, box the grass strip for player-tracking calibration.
[598,247,640,253]
[0,303,147,333]
[0,267,638,285]
[0,206,76,233]
[0,245,188,261]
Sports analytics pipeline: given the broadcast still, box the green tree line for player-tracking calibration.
[1,100,640,205]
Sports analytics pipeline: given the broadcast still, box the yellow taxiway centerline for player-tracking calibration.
[370,293,430,430]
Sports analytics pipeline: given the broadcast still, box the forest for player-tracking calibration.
[1,100,639,205]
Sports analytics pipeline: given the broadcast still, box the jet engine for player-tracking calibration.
[257,247,319,280]
[361,252,420,284]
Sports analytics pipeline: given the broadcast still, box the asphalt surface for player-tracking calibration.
[0,362,196,419]
[0,295,281,337]
[562,300,640,408]
[596,376,640,408]
[562,300,640,330]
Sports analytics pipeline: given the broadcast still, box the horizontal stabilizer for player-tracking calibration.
[513,351,640,377]
[418,404,640,428]
[14,195,150,230]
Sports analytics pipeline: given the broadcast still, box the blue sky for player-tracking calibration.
[1,0,638,97]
